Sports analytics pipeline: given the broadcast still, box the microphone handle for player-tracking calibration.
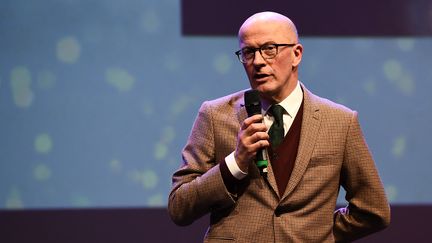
[255,124,269,177]
[244,89,268,177]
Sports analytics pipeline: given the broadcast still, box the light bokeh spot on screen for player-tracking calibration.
[71,195,91,207]
[128,169,158,189]
[142,170,158,189]
[213,53,233,75]
[334,97,347,107]
[163,52,182,72]
[141,101,154,116]
[34,134,53,154]
[140,9,161,33]
[5,187,23,209]
[105,67,135,92]
[396,38,415,51]
[148,193,164,206]
[170,95,196,118]
[362,78,377,95]
[33,164,52,181]
[385,185,398,202]
[109,159,123,173]
[10,66,34,108]
[392,136,406,159]
[154,142,168,161]
[383,59,403,81]
[37,70,56,90]
[161,126,176,143]
[56,36,81,64]
[397,73,415,96]
[154,126,175,160]
[383,59,415,95]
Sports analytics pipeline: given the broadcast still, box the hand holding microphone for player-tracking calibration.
[234,90,270,176]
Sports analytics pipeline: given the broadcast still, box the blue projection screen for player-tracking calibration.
[1,0,431,209]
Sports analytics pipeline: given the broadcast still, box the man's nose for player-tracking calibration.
[253,51,266,66]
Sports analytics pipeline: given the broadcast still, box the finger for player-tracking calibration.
[242,114,263,129]
[249,139,270,153]
[250,131,270,144]
[242,120,267,135]
[254,139,270,149]
[245,123,268,137]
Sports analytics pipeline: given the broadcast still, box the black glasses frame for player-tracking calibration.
[235,43,297,63]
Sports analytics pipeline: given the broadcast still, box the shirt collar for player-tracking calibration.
[265,81,303,118]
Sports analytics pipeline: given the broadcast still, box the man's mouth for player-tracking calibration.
[254,73,270,80]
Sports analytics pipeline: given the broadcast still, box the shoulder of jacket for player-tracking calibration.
[304,86,356,119]
[203,89,248,109]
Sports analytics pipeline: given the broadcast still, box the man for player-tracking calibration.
[168,11,390,242]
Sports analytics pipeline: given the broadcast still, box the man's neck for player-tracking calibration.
[260,80,299,109]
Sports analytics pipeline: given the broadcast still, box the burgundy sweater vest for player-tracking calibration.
[269,100,304,196]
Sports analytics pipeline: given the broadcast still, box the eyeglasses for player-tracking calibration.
[235,43,296,63]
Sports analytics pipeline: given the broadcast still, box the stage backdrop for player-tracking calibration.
[1,0,432,209]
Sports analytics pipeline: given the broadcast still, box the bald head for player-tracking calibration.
[238,12,299,44]
[236,12,303,103]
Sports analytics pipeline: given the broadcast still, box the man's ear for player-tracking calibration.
[292,44,303,68]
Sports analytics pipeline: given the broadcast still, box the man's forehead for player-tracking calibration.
[241,18,286,33]
[239,24,293,46]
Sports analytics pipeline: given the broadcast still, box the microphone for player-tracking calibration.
[244,89,269,177]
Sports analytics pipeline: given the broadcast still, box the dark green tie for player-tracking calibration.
[268,105,285,148]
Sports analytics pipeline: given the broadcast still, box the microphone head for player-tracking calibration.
[244,89,261,117]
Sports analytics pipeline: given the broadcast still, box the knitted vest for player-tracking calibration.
[269,100,304,196]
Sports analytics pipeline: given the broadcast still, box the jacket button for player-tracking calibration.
[274,206,282,217]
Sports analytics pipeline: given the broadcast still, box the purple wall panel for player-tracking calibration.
[182,0,432,36]
[1,205,430,242]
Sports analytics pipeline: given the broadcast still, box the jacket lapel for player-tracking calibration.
[281,84,321,200]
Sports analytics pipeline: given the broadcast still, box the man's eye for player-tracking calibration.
[242,49,255,55]
[262,45,276,51]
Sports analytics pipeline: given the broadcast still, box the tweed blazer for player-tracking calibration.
[168,83,390,242]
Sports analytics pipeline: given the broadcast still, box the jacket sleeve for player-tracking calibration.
[168,101,236,226]
[333,111,391,242]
